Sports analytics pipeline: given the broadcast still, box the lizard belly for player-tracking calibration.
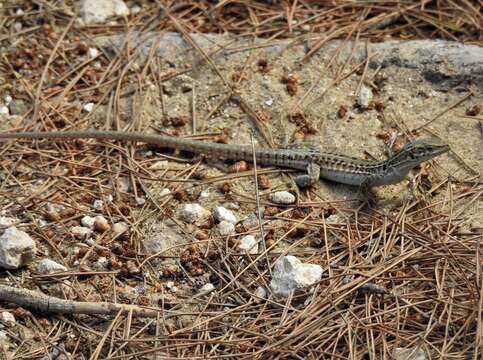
[320,168,368,186]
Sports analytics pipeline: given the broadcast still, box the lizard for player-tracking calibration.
[0,130,449,199]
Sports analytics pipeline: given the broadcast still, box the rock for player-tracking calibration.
[88,47,99,58]
[94,216,110,232]
[269,255,323,297]
[270,191,296,205]
[357,86,372,109]
[179,204,211,224]
[80,0,129,24]
[37,259,67,274]
[81,102,94,112]
[92,199,103,210]
[238,235,258,254]
[159,188,171,197]
[254,286,267,299]
[70,226,92,239]
[112,222,129,237]
[393,347,426,360]
[0,312,15,326]
[198,283,215,296]
[0,227,37,269]
[213,206,237,224]
[80,215,95,228]
[217,221,235,236]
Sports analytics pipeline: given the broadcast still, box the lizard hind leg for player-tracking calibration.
[294,162,320,188]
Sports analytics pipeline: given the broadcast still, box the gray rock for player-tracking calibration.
[179,204,211,224]
[270,191,296,205]
[270,256,323,298]
[37,259,67,274]
[0,227,37,269]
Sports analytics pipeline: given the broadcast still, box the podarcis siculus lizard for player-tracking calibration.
[0,130,449,196]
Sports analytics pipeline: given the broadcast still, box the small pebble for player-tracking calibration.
[214,206,237,224]
[179,204,211,224]
[0,105,9,116]
[71,226,92,239]
[37,259,67,274]
[159,188,171,197]
[199,190,209,199]
[270,191,296,205]
[357,86,372,109]
[198,283,215,296]
[0,312,15,326]
[238,235,258,254]
[81,215,95,228]
[92,200,103,210]
[88,48,99,58]
[264,98,273,106]
[112,222,128,237]
[82,102,94,113]
[217,221,235,236]
[94,216,110,232]
[254,286,267,299]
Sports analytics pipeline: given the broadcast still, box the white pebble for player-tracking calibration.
[179,204,211,224]
[88,47,99,58]
[198,283,215,295]
[0,312,15,326]
[82,102,94,112]
[0,106,9,116]
[112,222,128,236]
[217,221,235,236]
[81,215,95,228]
[159,188,171,197]
[199,190,209,199]
[270,191,295,205]
[238,235,258,254]
[357,86,372,109]
[3,95,12,105]
[93,199,103,210]
[214,206,237,224]
[37,259,67,274]
[264,98,273,106]
[254,286,267,299]
[270,255,323,298]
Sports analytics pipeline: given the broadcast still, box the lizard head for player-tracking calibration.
[390,138,450,170]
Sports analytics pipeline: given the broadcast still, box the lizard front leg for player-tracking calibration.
[294,162,320,188]
[360,177,377,206]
